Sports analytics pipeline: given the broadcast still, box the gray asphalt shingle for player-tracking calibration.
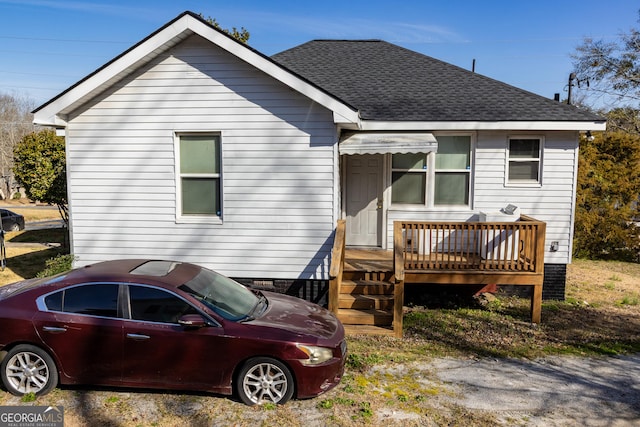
[272,40,602,122]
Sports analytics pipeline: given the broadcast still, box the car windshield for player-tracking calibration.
[179,268,260,321]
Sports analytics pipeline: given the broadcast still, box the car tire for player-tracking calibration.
[9,223,20,232]
[0,344,58,396]
[236,357,294,405]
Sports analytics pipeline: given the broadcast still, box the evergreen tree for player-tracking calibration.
[13,129,68,223]
[574,130,640,260]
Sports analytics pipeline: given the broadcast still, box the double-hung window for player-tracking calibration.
[391,135,472,207]
[434,136,471,206]
[391,154,426,204]
[507,136,542,185]
[177,134,221,220]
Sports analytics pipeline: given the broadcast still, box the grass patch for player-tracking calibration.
[7,228,67,245]
[1,227,69,283]
[346,260,640,360]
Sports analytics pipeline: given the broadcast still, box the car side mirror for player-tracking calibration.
[178,314,207,329]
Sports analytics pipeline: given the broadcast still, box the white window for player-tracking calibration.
[507,136,542,185]
[176,134,222,221]
[434,136,471,206]
[391,135,472,207]
[391,153,426,204]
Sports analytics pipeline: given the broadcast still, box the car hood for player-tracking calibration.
[246,291,343,343]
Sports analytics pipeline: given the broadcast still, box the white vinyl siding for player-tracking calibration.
[65,34,337,279]
[474,131,578,263]
[387,131,578,264]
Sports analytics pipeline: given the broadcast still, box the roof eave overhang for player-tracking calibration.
[358,121,607,131]
[33,12,360,128]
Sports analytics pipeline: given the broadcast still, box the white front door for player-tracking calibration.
[345,155,383,246]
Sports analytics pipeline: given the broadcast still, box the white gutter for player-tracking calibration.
[360,121,607,132]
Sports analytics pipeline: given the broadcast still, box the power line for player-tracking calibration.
[0,35,130,45]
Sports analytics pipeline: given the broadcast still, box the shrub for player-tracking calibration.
[37,254,74,278]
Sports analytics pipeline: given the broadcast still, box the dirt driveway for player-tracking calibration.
[424,354,640,426]
[2,354,638,426]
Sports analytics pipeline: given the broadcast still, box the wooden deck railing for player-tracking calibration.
[394,215,546,323]
[328,219,346,314]
[331,215,546,333]
[396,215,545,276]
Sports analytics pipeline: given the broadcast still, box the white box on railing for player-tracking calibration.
[479,207,520,260]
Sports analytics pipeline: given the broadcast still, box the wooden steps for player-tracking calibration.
[339,293,394,310]
[336,274,396,333]
[329,234,402,337]
[343,324,395,336]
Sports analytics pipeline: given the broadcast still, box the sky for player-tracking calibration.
[0,0,637,109]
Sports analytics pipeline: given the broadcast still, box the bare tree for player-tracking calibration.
[572,11,640,109]
[0,92,37,199]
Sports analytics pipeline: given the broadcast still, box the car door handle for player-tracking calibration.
[126,333,151,340]
[42,326,67,333]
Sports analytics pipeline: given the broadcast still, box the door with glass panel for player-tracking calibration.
[345,155,383,246]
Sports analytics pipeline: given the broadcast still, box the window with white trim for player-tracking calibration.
[434,136,471,205]
[177,134,221,218]
[391,153,426,204]
[391,135,471,207]
[507,136,542,185]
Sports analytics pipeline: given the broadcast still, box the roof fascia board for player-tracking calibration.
[34,13,359,127]
[359,121,607,131]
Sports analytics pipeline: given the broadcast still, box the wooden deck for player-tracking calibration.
[330,216,546,338]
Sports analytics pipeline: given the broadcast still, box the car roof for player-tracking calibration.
[61,259,202,288]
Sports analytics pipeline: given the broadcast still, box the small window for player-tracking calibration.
[46,284,119,318]
[177,134,221,218]
[128,285,197,324]
[507,137,542,184]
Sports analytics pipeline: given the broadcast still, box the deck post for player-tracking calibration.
[531,284,542,323]
[530,219,546,323]
[393,221,405,337]
[328,220,346,314]
[393,280,404,337]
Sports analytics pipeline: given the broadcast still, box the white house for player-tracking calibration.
[33,12,605,304]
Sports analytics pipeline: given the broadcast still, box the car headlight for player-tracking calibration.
[296,344,334,366]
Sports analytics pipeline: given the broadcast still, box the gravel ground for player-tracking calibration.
[2,354,638,426]
[427,354,640,426]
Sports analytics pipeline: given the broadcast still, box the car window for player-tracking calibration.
[44,291,63,311]
[179,268,259,321]
[128,285,197,324]
[44,284,119,317]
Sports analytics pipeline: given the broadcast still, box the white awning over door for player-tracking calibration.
[338,132,438,155]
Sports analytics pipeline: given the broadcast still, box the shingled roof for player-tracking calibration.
[272,40,602,123]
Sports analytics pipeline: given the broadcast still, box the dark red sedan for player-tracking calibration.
[0,260,346,405]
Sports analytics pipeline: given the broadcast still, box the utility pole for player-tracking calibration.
[567,73,576,105]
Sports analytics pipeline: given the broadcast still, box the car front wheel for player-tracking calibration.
[1,344,58,396]
[9,223,20,232]
[236,357,294,405]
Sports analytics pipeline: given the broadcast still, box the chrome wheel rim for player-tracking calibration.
[242,362,288,404]
[5,351,50,394]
